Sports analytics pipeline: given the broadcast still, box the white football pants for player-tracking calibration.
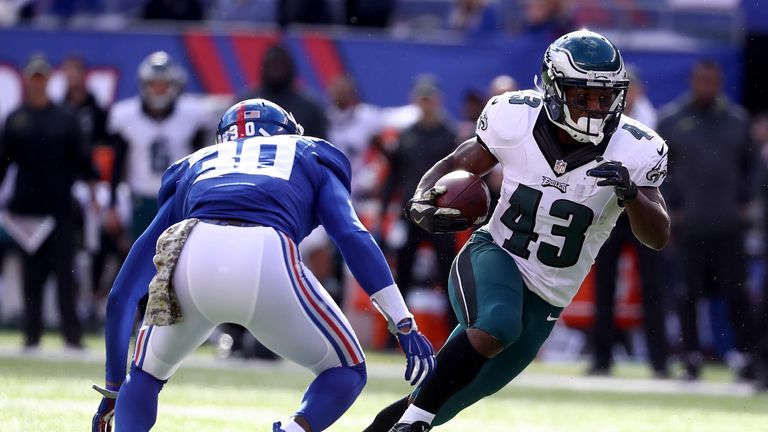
[133,222,365,380]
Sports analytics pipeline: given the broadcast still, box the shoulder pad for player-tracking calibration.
[477,90,542,147]
[157,155,190,205]
[612,116,668,187]
[616,116,666,153]
[308,138,352,193]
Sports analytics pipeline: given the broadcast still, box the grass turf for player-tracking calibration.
[1,331,766,431]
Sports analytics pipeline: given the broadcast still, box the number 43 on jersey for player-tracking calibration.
[501,185,594,268]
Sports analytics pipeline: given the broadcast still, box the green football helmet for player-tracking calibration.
[540,30,629,145]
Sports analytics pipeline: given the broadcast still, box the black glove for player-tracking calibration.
[405,186,470,234]
[587,156,638,205]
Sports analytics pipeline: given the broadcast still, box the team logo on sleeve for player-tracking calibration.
[645,156,668,183]
[478,113,488,131]
[541,176,568,193]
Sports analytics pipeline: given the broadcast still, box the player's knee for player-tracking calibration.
[337,362,367,398]
[350,361,367,390]
[466,327,504,358]
[484,304,523,347]
[128,363,167,389]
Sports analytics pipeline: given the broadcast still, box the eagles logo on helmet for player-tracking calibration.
[539,29,629,145]
[216,98,304,143]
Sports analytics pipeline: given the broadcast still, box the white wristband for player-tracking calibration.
[370,284,413,332]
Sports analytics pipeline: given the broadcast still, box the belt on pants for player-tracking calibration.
[199,218,265,228]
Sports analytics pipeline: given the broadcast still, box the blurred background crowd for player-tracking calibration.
[1,0,768,392]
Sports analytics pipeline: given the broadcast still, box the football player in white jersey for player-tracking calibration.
[105,51,210,242]
[365,29,670,432]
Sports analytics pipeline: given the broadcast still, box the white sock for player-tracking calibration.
[281,419,305,432]
[399,405,436,425]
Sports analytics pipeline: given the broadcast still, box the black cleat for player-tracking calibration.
[389,421,432,432]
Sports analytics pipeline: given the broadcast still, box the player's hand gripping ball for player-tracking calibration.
[406,170,491,234]
[433,170,491,226]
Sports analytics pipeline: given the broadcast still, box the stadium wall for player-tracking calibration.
[0,27,743,120]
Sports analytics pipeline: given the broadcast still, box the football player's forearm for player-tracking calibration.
[337,229,396,295]
[414,158,457,198]
[104,201,174,385]
[103,234,156,386]
[414,138,498,198]
[624,193,670,250]
[318,173,395,293]
[104,291,136,388]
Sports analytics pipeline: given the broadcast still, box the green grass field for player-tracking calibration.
[1,331,767,432]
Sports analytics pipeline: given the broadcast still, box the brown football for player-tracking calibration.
[434,170,491,226]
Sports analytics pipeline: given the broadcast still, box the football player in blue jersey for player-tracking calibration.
[91,98,436,432]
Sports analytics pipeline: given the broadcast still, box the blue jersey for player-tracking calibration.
[159,135,353,243]
[103,135,393,389]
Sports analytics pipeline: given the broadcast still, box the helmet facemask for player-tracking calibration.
[548,77,627,145]
[141,79,182,111]
[138,51,186,112]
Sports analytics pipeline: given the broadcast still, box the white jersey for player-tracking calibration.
[476,90,667,307]
[108,94,209,197]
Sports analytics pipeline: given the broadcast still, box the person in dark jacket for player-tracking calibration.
[382,76,458,303]
[61,55,109,154]
[657,60,756,381]
[61,54,123,325]
[0,55,99,350]
[229,44,331,359]
[238,44,328,140]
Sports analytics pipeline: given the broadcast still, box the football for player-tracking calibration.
[434,170,491,226]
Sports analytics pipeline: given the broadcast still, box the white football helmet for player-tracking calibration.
[540,30,629,145]
[137,51,186,111]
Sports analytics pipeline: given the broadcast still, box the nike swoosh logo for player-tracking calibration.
[412,215,425,224]
[656,146,664,156]
[546,314,559,322]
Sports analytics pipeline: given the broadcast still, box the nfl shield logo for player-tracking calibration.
[554,160,567,174]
